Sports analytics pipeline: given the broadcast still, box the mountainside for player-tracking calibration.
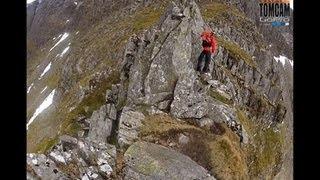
[27,0,293,179]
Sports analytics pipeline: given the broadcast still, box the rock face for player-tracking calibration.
[123,141,214,180]
[117,107,145,148]
[27,0,293,179]
[87,104,116,144]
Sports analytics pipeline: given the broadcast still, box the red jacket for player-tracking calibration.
[201,31,218,54]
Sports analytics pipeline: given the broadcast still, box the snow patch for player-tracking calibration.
[288,59,294,67]
[76,31,79,35]
[27,0,37,4]
[39,62,52,79]
[59,46,70,57]
[274,56,286,66]
[274,55,293,67]
[66,19,70,23]
[74,1,78,5]
[27,83,34,94]
[27,89,55,130]
[40,86,47,94]
[49,33,69,52]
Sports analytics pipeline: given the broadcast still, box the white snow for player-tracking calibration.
[74,2,78,5]
[274,55,293,67]
[27,83,34,94]
[288,59,294,67]
[40,86,47,94]
[66,19,70,23]
[59,46,70,57]
[76,31,79,35]
[39,62,52,79]
[49,32,69,52]
[27,89,55,130]
[27,0,37,4]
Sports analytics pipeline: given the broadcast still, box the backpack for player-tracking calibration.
[201,32,212,47]
[202,39,211,47]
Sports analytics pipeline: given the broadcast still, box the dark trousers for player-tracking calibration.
[196,50,211,72]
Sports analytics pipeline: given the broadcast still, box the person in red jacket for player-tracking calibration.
[196,28,218,73]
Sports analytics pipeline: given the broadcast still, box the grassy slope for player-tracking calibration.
[27,2,170,153]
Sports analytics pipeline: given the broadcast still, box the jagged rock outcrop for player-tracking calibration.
[27,135,116,179]
[117,107,145,148]
[87,104,115,144]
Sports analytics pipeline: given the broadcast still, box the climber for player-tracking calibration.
[196,27,218,73]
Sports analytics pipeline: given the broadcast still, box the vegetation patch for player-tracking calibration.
[139,114,248,179]
[236,108,285,178]
[218,37,257,68]
[34,136,58,154]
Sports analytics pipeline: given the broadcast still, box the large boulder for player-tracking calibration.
[123,141,215,180]
[87,104,115,144]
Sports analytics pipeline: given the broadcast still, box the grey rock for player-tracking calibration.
[124,141,214,180]
[106,103,117,120]
[178,134,189,145]
[117,107,145,148]
[59,135,78,150]
[26,139,116,179]
[207,98,236,124]
[27,153,68,180]
[87,105,113,144]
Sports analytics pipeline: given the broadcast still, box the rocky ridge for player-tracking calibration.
[27,0,293,179]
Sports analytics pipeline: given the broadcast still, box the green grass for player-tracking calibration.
[236,108,285,178]
[27,2,170,153]
[217,36,257,68]
[34,136,58,154]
